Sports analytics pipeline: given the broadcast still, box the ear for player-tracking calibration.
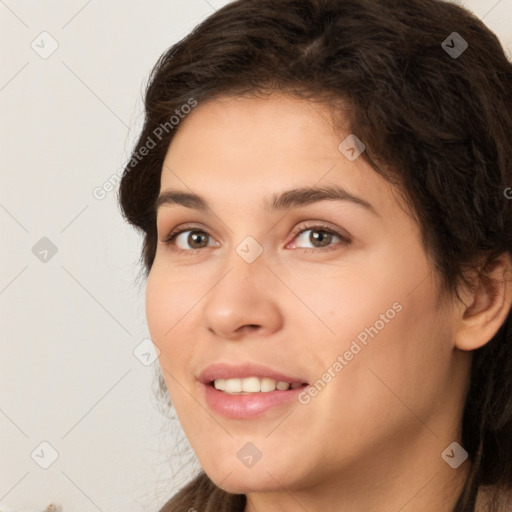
[454,252,512,351]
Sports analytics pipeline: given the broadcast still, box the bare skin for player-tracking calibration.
[145,94,512,512]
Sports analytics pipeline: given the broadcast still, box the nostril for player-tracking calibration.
[238,324,261,334]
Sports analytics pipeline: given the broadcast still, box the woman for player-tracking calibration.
[118,0,512,510]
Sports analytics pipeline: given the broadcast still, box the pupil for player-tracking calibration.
[311,230,331,247]
[189,231,207,248]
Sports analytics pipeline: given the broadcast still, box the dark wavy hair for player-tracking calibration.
[117,0,512,510]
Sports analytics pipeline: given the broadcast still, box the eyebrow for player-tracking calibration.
[154,185,379,216]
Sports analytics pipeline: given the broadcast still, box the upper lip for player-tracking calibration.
[198,362,308,385]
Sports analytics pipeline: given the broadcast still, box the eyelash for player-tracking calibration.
[161,222,350,256]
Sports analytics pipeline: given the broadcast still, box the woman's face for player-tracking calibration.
[146,94,469,495]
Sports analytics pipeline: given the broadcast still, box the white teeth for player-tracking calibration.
[225,378,242,393]
[214,378,226,391]
[276,381,291,391]
[213,377,301,393]
[242,376,261,392]
[260,377,278,392]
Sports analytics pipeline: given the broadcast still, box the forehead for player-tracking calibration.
[159,94,407,218]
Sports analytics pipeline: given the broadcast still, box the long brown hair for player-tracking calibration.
[118,0,512,510]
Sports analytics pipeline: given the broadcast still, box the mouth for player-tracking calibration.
[209,377,308,394]
[198,362,310,419]
[198,361,309,387]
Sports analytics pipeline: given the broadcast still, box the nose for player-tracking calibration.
[201,248,283,340]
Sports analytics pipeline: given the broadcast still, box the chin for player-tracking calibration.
[212,471,287,494]
[202,456,306,495]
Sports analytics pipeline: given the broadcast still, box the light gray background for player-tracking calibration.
[1,1,511,511]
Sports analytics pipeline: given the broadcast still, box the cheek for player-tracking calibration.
[320,274,451,444]
[145,272,172,348]
[145,256,206,336]
[145,267,198,371]
[291,241,449,413]
[283,241,419,342]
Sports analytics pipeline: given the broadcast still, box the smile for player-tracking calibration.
[213,377,306,393]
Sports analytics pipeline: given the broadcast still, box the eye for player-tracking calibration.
[160,222,350,254]
[288,224,349,251]
[162,228,219,253]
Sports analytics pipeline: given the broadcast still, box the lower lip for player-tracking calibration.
[202,382,308,419]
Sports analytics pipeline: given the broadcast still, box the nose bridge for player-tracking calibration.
[214,235,268,303]
[201,236,282,337]
[234,235,265,266]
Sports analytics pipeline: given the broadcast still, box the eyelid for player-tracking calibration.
[160,222,213,243]
[288,221,351,246]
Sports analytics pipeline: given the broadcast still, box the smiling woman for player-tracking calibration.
[117,0,512,511]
